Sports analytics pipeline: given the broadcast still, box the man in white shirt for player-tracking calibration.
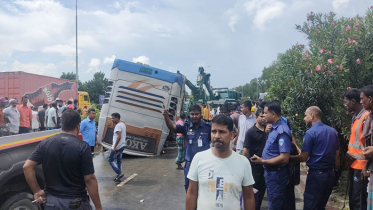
[3,99,20,135]
[108,112,126,182]
[186,114,255,210]
[234,101,256,155]
[47,103,57,130]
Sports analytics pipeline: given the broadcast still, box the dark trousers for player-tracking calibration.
[349,168,368,210]
[19,127,30,134]
[304,168,335,210]
[44,194,92,210]
[184,162,191,192]
[265,167,289,210]
[284,176,296,210]
[252,164,266,210]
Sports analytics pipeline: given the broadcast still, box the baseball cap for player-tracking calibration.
[56,98,60,101]
[0,97,8,103]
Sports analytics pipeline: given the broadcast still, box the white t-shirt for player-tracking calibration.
[31,111,39,129]
[187,149,255,210]
[3,107,20,133]
[237,114,256,150]
[112,122,126,149]
[47,107,57,128]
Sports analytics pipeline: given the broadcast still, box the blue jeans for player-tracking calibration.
[108,147,125,175]
[19,127,30,134]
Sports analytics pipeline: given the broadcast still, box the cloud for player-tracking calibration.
[225,8,240,32]
[332,0,350,11]
[3,60,57,76]
[113,2,121,9]
[132,56,150,65]
[86,58,101,72]
[42,44,77,56]
[244,0,286,30]
[104,55,116,64]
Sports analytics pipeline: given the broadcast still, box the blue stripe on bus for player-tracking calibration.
[116,95,163,108]
[112,59,183,87]
[118,86,165,99]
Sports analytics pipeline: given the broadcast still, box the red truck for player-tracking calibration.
[0,71,89,108]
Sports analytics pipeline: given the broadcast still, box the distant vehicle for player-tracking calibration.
[183,68,241,117]
[0,71,90,109]
[97,59,186,156]
[0,130,61,209]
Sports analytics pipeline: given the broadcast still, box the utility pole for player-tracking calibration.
[76,0,78,82]
[256,78,259,99]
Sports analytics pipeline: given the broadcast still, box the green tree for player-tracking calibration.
[266,8,373,158]
[60,72,85,90]
[81,72,109,103]
[60,72,77,80]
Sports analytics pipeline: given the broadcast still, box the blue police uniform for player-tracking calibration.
[302,122,339,210]
[175,120,211,192]
[262,119,292,210]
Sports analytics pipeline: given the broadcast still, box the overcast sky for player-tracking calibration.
[0,0,372,88]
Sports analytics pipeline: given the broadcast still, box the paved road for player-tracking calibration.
[91,143,308,210]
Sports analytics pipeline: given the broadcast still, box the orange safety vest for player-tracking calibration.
[348,110,369,170]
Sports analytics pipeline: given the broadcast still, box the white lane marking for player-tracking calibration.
[116,173,138,187]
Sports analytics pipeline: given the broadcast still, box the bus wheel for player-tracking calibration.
[0,192,41,210]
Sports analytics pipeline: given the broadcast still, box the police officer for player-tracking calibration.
[251,101,292,210]
[163,104,211,192]
[290,106,340,210]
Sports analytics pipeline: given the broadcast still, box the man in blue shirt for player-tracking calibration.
[290,106,340,210]
[163,104,211,192]
[251,101,292,210]
[80,108,98,155]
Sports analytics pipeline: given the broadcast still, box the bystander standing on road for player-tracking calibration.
[175,112,186,170]
[38,104,48,131]
[3,99,20,135]
[230,103,242,129]
[47,103,57,130]
[163,104,211,192]
[243,108,267,210]
[342,88,369,210]
[31,106,39,132]
[82,106,88,116]
[108,113,126,182]
[56,99,66,128]
[359,85,373,209]
[208,103,213,122]
[23,110,102,210]
[17,96,33,134]
[201,103,209,122]
[0,97,7,127]
[73,99,79,110]
[234,101,256,155]
[80,108,98,155]
[251,102,291,210]
[290,106,340,210]
[45,103,52,129]
[186,114,255,210]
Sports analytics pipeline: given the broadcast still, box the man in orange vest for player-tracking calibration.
[343,88,369,210]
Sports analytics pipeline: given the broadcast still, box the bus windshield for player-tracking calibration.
[97,59,185,156]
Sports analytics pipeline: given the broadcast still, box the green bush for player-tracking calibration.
[266,8,373,158]
[81,104,101,127]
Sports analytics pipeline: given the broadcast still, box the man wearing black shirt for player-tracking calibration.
[243,108,267,210]
[23,110,102,210]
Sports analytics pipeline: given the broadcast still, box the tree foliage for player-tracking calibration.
[60,71,108,103]
[265,8,373,157]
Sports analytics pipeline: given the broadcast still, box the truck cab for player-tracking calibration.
[78,91,91,109]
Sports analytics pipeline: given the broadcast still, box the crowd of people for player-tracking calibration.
[166,84,373,210]
[0,96,83,136]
